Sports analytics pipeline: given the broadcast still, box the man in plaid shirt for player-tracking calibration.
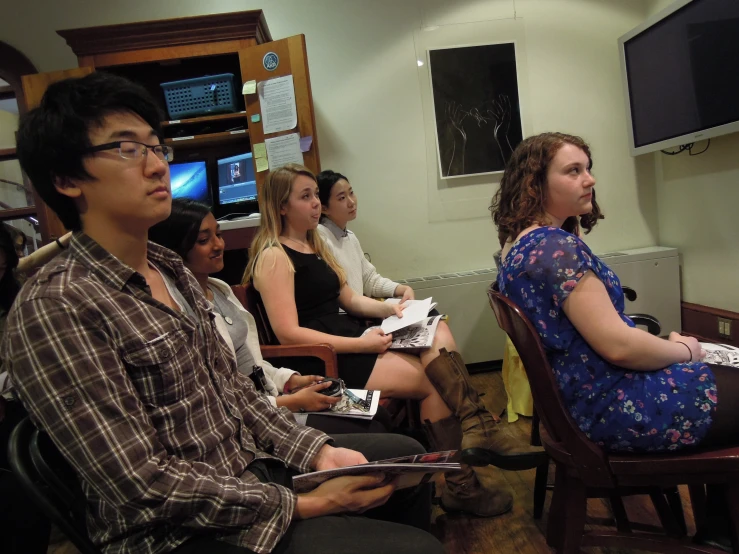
[3,72,442,554]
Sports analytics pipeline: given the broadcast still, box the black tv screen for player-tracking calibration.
[620,0,739,154]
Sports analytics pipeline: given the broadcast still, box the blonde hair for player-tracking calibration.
[243,163,347,286]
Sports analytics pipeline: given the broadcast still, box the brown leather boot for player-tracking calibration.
[423,415,513,517]
[425,348,546,471]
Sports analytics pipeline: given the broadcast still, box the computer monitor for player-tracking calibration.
[169,160,211,206]
[217,152,257,206]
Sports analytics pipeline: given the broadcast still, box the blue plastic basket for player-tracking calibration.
[160,73,236,119]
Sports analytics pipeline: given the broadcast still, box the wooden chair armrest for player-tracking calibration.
[260,343,339,379]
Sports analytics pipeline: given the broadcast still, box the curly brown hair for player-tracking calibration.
[490,132,604,247]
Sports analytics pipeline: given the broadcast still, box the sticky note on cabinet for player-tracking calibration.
[299,136,313,152]
[253,143,267,159]
[251,114,261,123]
[255,157,269,172]
[242,80,257,94]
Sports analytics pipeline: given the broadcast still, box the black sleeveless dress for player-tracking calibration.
[276,245,378,389]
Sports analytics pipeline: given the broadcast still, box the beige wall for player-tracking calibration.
[0,108,37,244]
[644,0,739,312]
[0,0,657,279]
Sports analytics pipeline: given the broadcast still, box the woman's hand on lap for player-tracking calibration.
[668,332,705,362]
[359,328,392,353]
[289,381,342,412]
[285,374,323,392]
[397,285,415,303]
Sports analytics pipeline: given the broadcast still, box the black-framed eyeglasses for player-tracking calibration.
[84,141,174,162]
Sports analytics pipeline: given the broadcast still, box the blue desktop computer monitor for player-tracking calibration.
[217,152,257,206]
[169,160,211,206]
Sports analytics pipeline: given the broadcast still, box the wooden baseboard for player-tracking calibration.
[467,359,502,374]
[681,302,739,347]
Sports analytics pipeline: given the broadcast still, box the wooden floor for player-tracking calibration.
[47,370,696,554]
[429,370,696,554]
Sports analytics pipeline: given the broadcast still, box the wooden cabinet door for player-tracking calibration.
[238,35,320,192]
[21,67,94,242]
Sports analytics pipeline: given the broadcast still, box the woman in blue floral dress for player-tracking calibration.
[490,132,735,455]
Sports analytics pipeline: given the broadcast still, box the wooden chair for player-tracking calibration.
[488,285,739,554]
[231,284,413,428]
[231,284,339,379]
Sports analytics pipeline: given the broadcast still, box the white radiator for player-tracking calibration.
[396,246,681,364]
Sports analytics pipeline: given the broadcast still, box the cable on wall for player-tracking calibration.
[660,139,711,156]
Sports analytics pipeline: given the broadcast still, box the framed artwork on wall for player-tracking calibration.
[429,43,524,178]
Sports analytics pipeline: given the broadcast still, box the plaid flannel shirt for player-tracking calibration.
[1,233,330,554]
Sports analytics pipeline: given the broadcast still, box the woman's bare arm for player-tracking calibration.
[563,271,701,370]
[253,247,366,354]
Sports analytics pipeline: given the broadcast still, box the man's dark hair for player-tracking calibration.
[16,72,164,231]
[148,198,211,260]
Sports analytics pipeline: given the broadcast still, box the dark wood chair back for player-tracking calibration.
[231,284,278,345]
[487,283,614,487]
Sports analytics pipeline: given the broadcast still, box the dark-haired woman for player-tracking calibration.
[148,198,391,435]
[316,170,414,302]
[0,225,52,554]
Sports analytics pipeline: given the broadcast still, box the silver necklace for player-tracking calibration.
[209,287,234,325]
[284,236,321,259]
[284,236,311,251]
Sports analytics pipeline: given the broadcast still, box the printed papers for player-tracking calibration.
[258,75,298,134]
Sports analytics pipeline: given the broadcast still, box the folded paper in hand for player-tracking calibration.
[292,450,462,494]
[381,297,434,334]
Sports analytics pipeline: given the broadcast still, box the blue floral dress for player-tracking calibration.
[497,227,717,453]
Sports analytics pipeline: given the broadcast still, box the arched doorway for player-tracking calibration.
[0,41,39,251]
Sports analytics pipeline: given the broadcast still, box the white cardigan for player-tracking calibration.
[317,220,399,298]
[208,278,299,407]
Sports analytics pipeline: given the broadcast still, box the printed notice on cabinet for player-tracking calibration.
[265,133,304,170]
[258,75,298,135]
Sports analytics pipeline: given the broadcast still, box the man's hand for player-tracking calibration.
[312,444,368,471]
[294,474,397,519]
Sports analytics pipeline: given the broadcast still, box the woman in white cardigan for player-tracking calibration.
[316,170,415,301]
[149,198,390,434]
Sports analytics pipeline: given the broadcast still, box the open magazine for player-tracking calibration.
[366,298,443,349]
[292,450,462,493]
[388,315,443,350]
[381,297,436,334]
[701,342,739,368]
[303,388,381,420]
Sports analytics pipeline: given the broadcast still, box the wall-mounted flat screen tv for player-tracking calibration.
[619,0,739,155]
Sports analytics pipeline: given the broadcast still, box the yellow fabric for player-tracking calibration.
[501,337,533,423]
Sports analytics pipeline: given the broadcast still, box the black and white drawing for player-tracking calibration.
[701,343,739,369]
[429,43,524,178]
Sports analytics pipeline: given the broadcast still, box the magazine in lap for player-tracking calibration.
[292,450,463,493]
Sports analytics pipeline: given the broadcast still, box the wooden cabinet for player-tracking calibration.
[20,10,321,256]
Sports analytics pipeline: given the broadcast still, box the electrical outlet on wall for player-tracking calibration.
[719,318,732,338]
